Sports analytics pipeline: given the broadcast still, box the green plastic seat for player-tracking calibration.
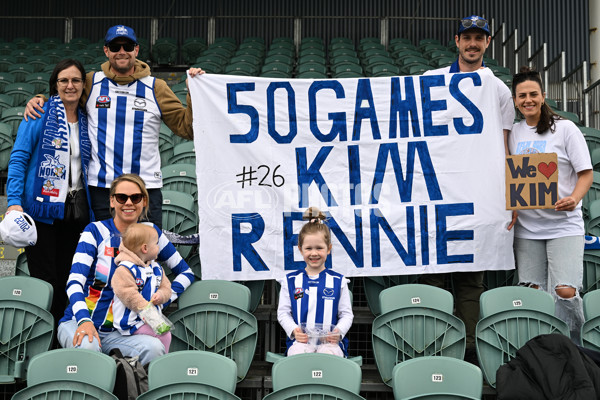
[296,71,328,79]
[137,351,241,399]
[229,54,262,66]
[225,61,259,76]
[262,62,292,75]
[12,349,117,399]
[261,70,291,78]
[264,353,365,400]
[161,190,198,259]
[554,109,581,125]
[0,94,14,116]
[178,280,251,311]
[330,55,360,66]
[264,54,293,65]
[583,249,600,295]
[372,284,466,386]
[296,62,327,75]
[334,71,363,78]
[15,252,30,276]
[152,37,178,65]
[370,63,400,77]
[3,82,35,106]
[588,200,600,236]
[170,140,196,164]
[476,286,570,387]
[483,269,518,291]
[266,48,295,59]
[334,62,363,76]
[169,303,258,382]
[363,275,420,316]
[0,276,54,383]
[581,289,600,352]
[329,48,358,59]
[161,162,197,200]
[181,37,208,65]
[0,134,12,171]
[7,63,34,82]
[24,72,50,94]
[1,106,25,137]
[391,356,483,400]
[298,54,326,65]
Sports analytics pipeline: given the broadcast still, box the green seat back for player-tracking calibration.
[145,350,238,393]
[161,163,197,200]
[0,71,16,91]
[372,284,466,386]
[391,356,482,400]
[0,276,54,383]
[170,140,196,164]
[3,82,34,106]
[0,276,52,309]
[1,106,25,137]
[483,269,518,291]
[479,286,556,318]
[379,283,454,315]
[161,189,197,259]
[261,70,291,78]
[12,381,118,399]
[476,287,569,387]
[296,71,328,79]
[363,275,420,316]
[583,249,600,295]
[581,289,600,352]
[138,383,241,400]
[178,280,251,311]
[169,303,258,382]
[270,353,362,393]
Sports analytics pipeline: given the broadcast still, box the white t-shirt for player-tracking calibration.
[424,66,515,132]
[508,118,592,239]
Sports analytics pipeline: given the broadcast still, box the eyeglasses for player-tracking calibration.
[461,18,488,29]
[113,193,144,204]
[107,42,136,52]
[57,78,84,87]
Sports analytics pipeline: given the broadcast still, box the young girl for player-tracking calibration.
[277,207,354,357]
[112,223,173,352]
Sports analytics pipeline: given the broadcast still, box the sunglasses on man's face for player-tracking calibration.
[108,42,136,52]
[113,193,144,204]
[461,18,488,29]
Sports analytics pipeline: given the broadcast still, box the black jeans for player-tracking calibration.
[88,186,163,228]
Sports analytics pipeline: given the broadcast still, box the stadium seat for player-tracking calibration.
[225,61,259,76]
[592,148,600,172]
[296,62,327,75]
[26,56,48,73]
[264,54,293,66]
[168,281,258,382]
[0,133,12,171]
[7,63,34,82]
[152,37,178,65]
[138,351,241,400]
[11,349,117,399]
[581,289,600,352]
[3,82,35,106]
[263,353,366,400]
[362,275,420,316]
[369,63,400,77]
[483,269,518,290]
[169,140,195,165]
[296,71,328,79]
[177,280,251,310]
[0,276,54,383]
[391,356,482,400]
[181,37,208,65]
[40,37,61,49]
[161,190,197,259]
[334,62,363,76]
[0,93,14,114]
[70,37,91,50]
[261,70,291,78]
[0,42,16,56]
[229,54,262,66]
[24,72,50,94]
[15,252,29,276]
[330,55,360,67]
[1,106,25,137]
[583,249,600,295]
[587,200,600,236]
[475,286,570,388]
[372,284,466,386]
[10,49,28,64]
[261,62,293,75]
[161,163,197,201]
[554,109,581,125]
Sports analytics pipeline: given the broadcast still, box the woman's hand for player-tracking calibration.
[555,196,579,212]
[73,321,101,347]
[293,326,308,343]
[187,67,205,78]
[507,210,518,230]
[6,205,23,213]
[327,328,341,344]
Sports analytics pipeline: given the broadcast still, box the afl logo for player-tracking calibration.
[96,95,111,108]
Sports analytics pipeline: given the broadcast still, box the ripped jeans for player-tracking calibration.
[514,235,584,339]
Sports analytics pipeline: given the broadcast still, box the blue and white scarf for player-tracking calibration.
[29,95,89,220]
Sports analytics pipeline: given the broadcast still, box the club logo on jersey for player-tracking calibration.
[294,288,304,300]
[135,277,145,288]
[96,95,111,108]
[323,288,334,297]
[132,97,148,112]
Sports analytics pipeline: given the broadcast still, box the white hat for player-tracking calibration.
[0,210,37,247]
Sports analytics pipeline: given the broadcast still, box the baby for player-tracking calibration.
[112,223,172,351]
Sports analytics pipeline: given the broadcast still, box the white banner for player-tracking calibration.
[190,69,514,281]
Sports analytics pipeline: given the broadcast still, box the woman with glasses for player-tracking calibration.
[508,66,592,339]
[56,173,194,364]
[6,59,92,325]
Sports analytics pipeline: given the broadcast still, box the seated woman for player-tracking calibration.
[57,173,194,365]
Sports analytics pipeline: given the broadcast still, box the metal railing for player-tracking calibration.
[546,52,566,110]
[505,29,517,74]
[491,22,506,67]
[584,78,600,129]
[515,35,531,71]
[563,61,588,123]
[529,43,548,95]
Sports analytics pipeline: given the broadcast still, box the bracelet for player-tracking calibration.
[77,320,89,326]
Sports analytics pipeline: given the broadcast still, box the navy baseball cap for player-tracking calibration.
[457,15,490,36]
[104,25,138,45]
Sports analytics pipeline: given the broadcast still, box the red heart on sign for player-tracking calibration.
[538,162,557,179]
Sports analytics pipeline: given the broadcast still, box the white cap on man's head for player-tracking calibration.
[0,210,37,248]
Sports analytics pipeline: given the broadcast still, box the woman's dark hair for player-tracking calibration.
[49,58,86,97]
[512,66,559,134]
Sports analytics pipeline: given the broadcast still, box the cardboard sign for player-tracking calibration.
[505,153,558,210]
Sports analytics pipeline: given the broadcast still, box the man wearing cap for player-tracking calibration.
[420,15,515,364]
[25,25,204,227]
